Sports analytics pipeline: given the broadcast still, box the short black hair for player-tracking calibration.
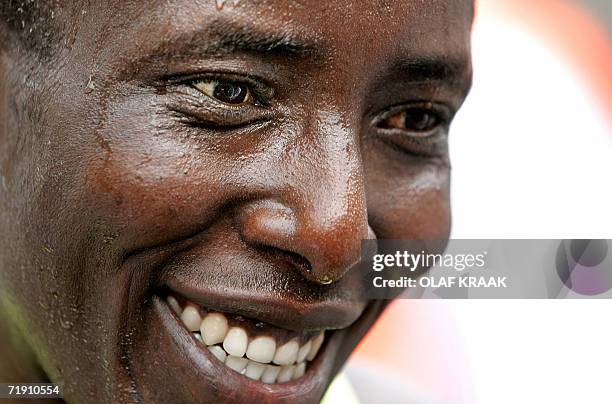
[0,0,59,58]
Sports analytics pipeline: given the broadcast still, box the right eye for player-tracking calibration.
[193,80,254,105]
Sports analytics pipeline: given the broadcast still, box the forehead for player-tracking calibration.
[79,0,473,71]
[157,0,475,46]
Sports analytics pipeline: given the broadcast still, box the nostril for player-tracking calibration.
[277,248,313,274]
[254,244,320,283]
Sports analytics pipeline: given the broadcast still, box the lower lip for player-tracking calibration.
[150,295,344,401]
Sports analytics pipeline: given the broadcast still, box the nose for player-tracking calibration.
[238,115,373,285]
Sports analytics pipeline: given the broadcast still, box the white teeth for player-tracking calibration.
[180,303,202,332]
[273,339,299,366]
[208,345,227,363]
[223,327,248,357]
[200,313,228,346]
[307,332,324,361]
[171,296,326,383]
[296,340,311,363]
[261,364,281,384]
[245,360,266,380]
[277,365,295,383]
[167,295,182,315]
[225,356,248,373]
[246,336,276,364]
[293,362,306,380]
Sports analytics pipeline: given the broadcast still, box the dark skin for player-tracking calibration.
[0,0,473,402]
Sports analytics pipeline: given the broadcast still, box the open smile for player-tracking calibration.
[135,283,383,403]
[166,293,326,383]
[112,227,382,402]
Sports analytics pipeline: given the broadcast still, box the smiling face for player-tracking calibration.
[0,0,473,402]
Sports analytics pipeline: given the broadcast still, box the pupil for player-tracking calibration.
[404,109,435,131]
[213,82,247,104]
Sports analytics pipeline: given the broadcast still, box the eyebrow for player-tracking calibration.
[123,19,321,77]
[390,56,472,85]
[203,22,318,57]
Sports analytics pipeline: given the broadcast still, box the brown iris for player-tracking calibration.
[212,82,248,104]
[380,107,441,133]
[194,80,252,105]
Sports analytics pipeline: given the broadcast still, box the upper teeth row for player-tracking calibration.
[167,296,325,383]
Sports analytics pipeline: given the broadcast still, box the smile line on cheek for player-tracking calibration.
[166,293,326,384]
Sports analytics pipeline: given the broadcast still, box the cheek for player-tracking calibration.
[80,95,281,250]
[366,160,451,240]
[81,103,230,248]
[83,137,229,249]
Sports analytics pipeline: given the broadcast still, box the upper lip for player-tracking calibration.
[122,229,368,332]
[164,278,367,332]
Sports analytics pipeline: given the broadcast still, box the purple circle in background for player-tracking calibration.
[556,239,612,296]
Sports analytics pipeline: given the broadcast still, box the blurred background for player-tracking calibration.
[349,0,612,403]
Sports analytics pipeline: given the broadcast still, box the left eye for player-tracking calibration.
[193,80,253,105]
[379,107,442,133]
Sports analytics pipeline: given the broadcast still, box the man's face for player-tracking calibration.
[0,0,472,402]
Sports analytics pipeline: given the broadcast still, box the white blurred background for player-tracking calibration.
[350,1,612,403]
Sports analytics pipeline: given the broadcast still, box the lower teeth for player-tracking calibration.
[192,332,311,383]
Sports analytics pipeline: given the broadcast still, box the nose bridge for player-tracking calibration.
[299,108,366,234]
[238,108,371,284]
[293,114,368,282]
